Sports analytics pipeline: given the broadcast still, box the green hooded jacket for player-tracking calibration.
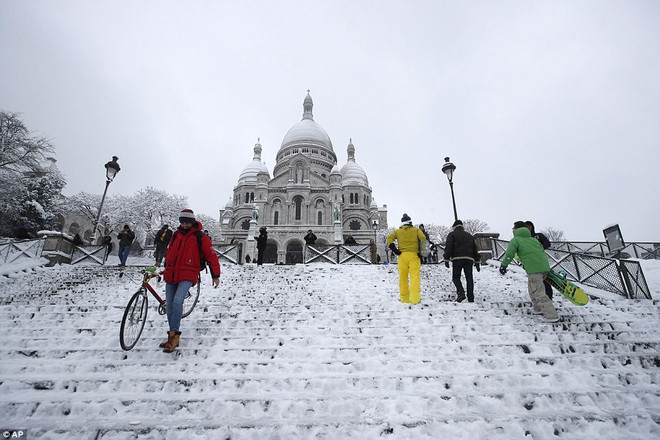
[501,227,551,274]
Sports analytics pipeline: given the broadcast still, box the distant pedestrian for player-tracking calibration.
[161,209,221,353]
[387,213,427,304]
[525,220,553,299]
[15,224,35,239]
[256,227,268,265]
[419,224,431,263]
[500,221,560,323]
[443,219,480,303]
[117,224,135,267]
[370,239,378,264]
[102,235,113,260]
[72,233,84,246]
[304,229,317,245]
[430,243,439,263]
[154,224,173,267]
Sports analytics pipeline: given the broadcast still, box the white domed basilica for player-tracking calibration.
[219,92,387,264]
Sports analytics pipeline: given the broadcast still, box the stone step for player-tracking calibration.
[1,263,659,438]
[3,369,658,396]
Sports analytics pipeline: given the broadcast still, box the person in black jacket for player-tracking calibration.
[443,219,480,303]
[154,224,173,267]
[525,220,553,299]
[256,227,268,265]
[304,230,317,245]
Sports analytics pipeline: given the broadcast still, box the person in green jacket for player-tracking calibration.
[500,221,559,323]
[387,213,427,304]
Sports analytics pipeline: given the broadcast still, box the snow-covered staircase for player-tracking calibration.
[1,264,659,439]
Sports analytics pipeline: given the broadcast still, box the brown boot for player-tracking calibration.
[159,331,175,348]
[163,331,181,353]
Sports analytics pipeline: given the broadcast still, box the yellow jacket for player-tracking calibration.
[387,225,426,253]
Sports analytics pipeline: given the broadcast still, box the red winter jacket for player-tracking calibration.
[163,221,221,285]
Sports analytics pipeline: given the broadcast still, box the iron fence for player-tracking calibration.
[551,241,660,260]
[0,238,45,265]
[71,245,109,265]
[492,239,651,300]
[305,244,373,264]
[215,244,242,265]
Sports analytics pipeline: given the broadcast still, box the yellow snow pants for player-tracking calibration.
[397,252,421,304]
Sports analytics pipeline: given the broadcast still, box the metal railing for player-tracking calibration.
[491,239,652,300]
[551,241,660,260]
[0,238,46,265]
[304,244,373,264]
[71,245,109,265]
[214,243,242,265]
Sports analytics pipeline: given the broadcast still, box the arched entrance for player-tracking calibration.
[286,241,304,264]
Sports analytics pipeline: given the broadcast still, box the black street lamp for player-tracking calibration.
[441,157,458,222]
[92,156,121,243]
[372,219,378,243]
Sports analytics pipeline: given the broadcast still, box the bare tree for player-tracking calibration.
[197,214,222,243]
[542,227,565,242]
[0,112,64,236]
[424,224,450,244]
[0,111,55,174]
[462,219,489,235]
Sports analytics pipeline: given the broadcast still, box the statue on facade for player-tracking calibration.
[251,203,259,221]
[333,203,340,222]
[296,164,303,183]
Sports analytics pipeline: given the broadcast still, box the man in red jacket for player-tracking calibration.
[161,209,221,353]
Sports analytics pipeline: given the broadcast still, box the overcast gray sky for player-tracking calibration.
[1,0,659,241]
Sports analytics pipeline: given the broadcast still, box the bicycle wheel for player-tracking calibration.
[182,275,201,318]
[119,288,149,351]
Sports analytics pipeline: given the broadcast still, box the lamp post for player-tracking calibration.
[441,157,458,222]
[372,219,378,243]
[92,156,121,243]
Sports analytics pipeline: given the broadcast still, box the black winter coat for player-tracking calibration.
[443,226,480,262]
[256,233,268,250]
[533,232,551,250]
[304,232,317,245]
[155,227,173,245]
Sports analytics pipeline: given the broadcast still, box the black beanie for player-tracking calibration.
[401,213,412,223]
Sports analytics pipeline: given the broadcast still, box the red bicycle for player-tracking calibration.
[119,266,200,351]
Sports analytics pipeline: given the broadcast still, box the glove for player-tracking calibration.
[389,243,401,256]
[499,266,507,275]
[444,261,450,268]
[475,263,480,272]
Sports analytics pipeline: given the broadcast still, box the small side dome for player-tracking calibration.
[341,162,369,186]
[238,139,270,185]
[340,139,369,186]
[330,163,341,175]
[225,198,234,209]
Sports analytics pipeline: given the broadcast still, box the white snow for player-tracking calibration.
[1,256,659,439]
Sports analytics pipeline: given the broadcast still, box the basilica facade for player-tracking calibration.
[219,92,388,264]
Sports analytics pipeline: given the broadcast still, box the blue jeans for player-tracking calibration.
[165,280,193,332]
[118,245,131,266]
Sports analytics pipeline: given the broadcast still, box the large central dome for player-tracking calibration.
[281,119,333,150]
[279,91,333,151]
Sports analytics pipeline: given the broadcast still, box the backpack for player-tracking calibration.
[172,230,207,272]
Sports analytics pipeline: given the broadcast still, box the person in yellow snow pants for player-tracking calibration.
[387,213,427,305]
[397,252,422,303]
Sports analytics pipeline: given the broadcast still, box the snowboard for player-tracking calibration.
[546,270,589,306]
